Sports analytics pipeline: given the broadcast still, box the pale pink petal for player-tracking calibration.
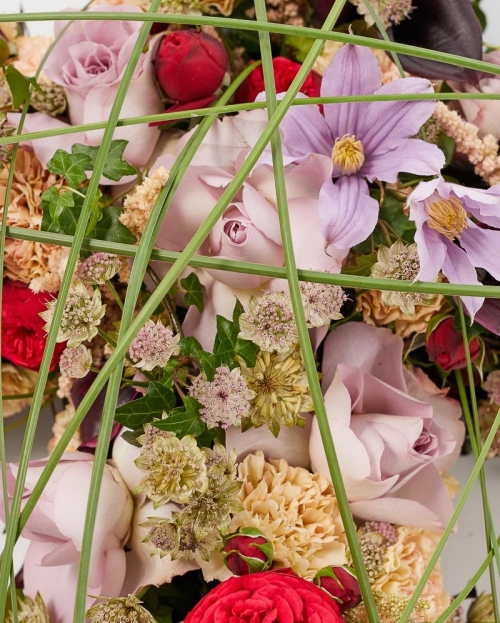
[277,95,332,160]
[322,44,381,140]
[441,237,484,319]
[111,431,144,502]
[460,220,500,281]
[321,323,407,392]
[414,223,447,283]
[226,414,313,469]
[318,176,379,250]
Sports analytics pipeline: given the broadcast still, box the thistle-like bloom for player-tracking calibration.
[484,371,500,405]
[6,592,50,623]
[78,252,121,285]
[300,280,347,327]
[189,366,256,428]
[265,44,444,250]
[370,240,435,316]
[134,432,208,506]
[128,320,180,371]
[349,0,414,27]
[349,521,397,583]
[408,177,500,318]
[86,595,155,623]
[238,292,298,353]
[244,347,313,437]
[40,281,106,347]
[58,344,93,378]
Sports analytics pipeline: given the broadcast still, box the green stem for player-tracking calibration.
[104,279,124,311]
[362,0,405,77]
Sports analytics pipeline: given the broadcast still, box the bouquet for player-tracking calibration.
[0,0,499,622]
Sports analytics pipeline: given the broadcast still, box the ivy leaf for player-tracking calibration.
[47,149,92,187]
[198,351,221,382]
[92,206,136,244]
[104,140,136,181]
[180,272,206,312]
[0,40,10,65]
[342,253,377,276]
[41,186,75,222]
[214,301,259,369]
[152,396,205,438]
[180,336,203,358]
[4,65,30,108]
[114,381,175,429]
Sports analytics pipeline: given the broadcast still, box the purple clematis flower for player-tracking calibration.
[408,177,500,319]
[267,44,445,250]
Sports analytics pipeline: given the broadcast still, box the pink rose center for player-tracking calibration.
[414,427,439,457]
[224,220,247,244]
[84,51,113,75]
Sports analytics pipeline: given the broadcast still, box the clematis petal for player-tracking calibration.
[321,44,381,140]
[460,221,500,281]
[441,237,484,319]
[361,138,445,183]
[387,0,483,83]
[474,298,500,335]
[414,223,447,283]
[318,176,379,250]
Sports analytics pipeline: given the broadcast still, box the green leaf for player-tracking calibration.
[114,381,176,429]
[152,396,205,438]
[41,186,75,222]
[4,65,30,108]
[342,253,377,276]
[180,272,206,312]
[179,336,204,358]
[0,39,10,65]
[198,351,220,382]
[92,206,136,244]
[214,302,259,369]
[120,428,144,448]
[47,149,92,187]
[436,131,456,167]
[72,140,136,181]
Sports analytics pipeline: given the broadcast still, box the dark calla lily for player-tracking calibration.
[387,0,483,83]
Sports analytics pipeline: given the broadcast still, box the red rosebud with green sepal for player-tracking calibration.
[313,565,362,612]
[222,528,273,575]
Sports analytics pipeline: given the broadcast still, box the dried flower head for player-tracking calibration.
[30,82,67,116]
[478,400,500,458]
[468,593,495,623]
[484,370,500,405]
[128,320,180,371]
[78,253,122,285]
[230,452,348,578]
[135,432,208,506]
[1,363,38,418]
[189,365,256,428]
[86,595,155,623]
[58,344,93,378]
[239,292,298,353]
[300,280,347,327]
[348,521,397,583]
[120,167,169,238]
[243,347,313,437]
[6,591,50,623]
[371,241,435,316]
[40,282,106,347]
[349,0,414,27]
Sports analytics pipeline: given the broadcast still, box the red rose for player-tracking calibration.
[184,570,344,623]
[222,528,273,575]
[2,279,65,371]
[234,57,321,104]
[426,316,480,372]
[314,566,362,612]
[155,30,228,104]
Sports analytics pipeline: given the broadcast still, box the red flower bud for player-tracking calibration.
[314,565,362,612]
[234,57,321,104]
[222,528,273,575]
[155,30,228,104]
[426,317,480,372]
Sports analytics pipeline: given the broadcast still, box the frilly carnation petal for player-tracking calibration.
[318,176,380,250]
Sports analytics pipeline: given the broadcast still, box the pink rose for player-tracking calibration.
[10,5,162,173]
[310,323,465,530]
[1,453,133,623]
[451,51,500,138]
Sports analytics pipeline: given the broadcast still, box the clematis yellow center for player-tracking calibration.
[331,134,365,174]
[426,197,468,240]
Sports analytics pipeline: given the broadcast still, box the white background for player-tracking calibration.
[1,0,500,609]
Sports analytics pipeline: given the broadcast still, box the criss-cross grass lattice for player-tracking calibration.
[1,1,500,622]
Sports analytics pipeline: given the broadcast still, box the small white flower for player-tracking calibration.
[128,320,180,371]
[300,281,347,327]
[78,252,121,285]
[59,344,93,378]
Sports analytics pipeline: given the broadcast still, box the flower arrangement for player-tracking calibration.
[0,1,499,622]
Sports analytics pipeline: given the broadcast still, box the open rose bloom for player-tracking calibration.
[2,2,500,622]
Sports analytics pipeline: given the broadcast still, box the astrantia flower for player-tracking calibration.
[484,371,500,405]
[348,521,397,583]
[39,281,105,347]
[189,366,256,428]
[371,240,435,315]
[78,252,121,285]
[134,432,208,506]
[59,344,93,378]
[244,348,313,437]
[86,595,155,623]
[6,592,50,623]
[350,0,414,27]
[128,320,180,371]
[267,44,444,250]
[239,292,298,353]
[408,177,500,318]
[300,281,347,327]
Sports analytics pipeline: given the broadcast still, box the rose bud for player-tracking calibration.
[426,316,480,372]
[313,565,362,612]
[222,528,273,575]
[155,30,228,104]
[234,57,321,104]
